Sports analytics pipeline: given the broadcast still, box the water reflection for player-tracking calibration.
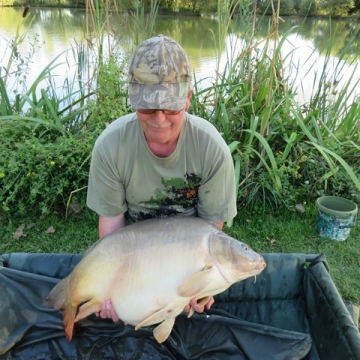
[265,16,360,60]
[0,8,359,103]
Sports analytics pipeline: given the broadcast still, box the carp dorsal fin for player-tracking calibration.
[176,266,214,297]
[153,318,176,343]
[74,299,102,322]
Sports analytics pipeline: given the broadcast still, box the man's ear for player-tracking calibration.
[184,90,193,110]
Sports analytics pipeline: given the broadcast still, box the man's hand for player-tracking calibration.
[96,296,214,322]
[184,296,215,314]
[95,299,120,322]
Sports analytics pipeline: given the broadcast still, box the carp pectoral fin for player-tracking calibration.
[74,299,102,322]
[177,267,214,297]
[187,307,195,318]
[197,296,211,306]
[135,307,169,330]
[153,318,176,343]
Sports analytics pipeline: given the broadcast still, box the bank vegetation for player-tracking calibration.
[1,0,360,18]
[0,0,359,218]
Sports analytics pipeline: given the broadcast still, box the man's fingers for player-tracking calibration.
[97,299,120,322]
[110,306,120,322]
[189,298,205,313]
[187,296,215,313]
[99,297,213,320]
[183,304,191,313]
[205,297,215,310]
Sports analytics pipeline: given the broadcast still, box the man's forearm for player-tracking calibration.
[99,214,126,238]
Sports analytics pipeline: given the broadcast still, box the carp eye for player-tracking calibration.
[241,243,249,251]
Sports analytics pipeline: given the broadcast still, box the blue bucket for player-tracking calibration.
[316,196,358,241]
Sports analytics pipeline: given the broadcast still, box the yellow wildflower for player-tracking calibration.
[0,173,5,178]
[50,161,56,166]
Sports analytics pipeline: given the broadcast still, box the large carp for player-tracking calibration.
[47,216,266,343]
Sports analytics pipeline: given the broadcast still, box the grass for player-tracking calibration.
[1,204,359,307]
[0,210,98,254]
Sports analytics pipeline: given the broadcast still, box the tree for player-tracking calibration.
[256,0,295,15]
[299,0,318,15]
[319,0,355,16]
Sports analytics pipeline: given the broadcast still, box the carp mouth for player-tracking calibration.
[208,231,266,283]
[255,259,266,270]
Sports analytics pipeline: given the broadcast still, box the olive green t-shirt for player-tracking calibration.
[86,112,237,224]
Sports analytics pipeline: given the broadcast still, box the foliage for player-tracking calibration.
[190,1,360,213]
[0,0,359,219]
[0,121,100,216]
[257,0,295,15]
[2,0,360,16]
[299,0,318,15]
[86,54,130,129]
[318,0,356,16]
[0,1,131,217]
[131,0,161,44]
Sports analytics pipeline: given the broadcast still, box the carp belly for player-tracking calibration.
[110,258,229,326]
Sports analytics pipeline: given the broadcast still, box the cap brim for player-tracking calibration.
[129,83,188,111]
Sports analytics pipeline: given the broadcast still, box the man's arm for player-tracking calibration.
[96,213,126,322]
[99,213,126,238]
[214,222,224,230]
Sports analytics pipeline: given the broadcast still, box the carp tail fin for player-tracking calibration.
[47,277,78,341]
[63,304,77,341]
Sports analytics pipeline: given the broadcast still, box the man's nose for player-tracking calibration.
[152,110,167,123]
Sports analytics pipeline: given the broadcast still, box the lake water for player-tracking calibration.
[1,7,359,104]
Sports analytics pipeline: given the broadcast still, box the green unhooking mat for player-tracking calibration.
[0,252,359,360]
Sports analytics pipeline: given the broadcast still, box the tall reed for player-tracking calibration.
[190,0,360,213]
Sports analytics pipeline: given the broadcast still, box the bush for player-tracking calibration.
[86,54,131,129]
[0,122,101,217]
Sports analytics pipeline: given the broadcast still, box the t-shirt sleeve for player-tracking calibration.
[197,140,237,223]
[86,141,127,217]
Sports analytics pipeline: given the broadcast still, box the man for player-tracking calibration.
[87,35,237,321]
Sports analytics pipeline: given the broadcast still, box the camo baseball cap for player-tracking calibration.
[128,35,192,111]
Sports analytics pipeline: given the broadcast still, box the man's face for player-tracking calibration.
[136,90,192,145]
[136,109,185,145]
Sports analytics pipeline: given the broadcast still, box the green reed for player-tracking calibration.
[190,0,360,214]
